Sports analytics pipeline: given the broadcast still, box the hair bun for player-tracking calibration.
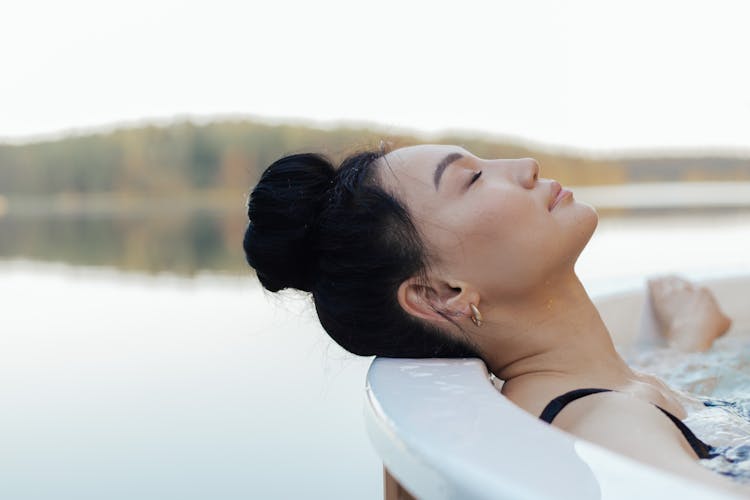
[244,153,335,292]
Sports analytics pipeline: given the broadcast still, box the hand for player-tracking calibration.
[647,275,732,352]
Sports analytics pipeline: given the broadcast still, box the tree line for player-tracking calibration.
[1,119,749,197]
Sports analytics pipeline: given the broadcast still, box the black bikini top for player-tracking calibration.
[538,388,716,459]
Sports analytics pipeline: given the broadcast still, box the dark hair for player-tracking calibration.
[243,147,480,358]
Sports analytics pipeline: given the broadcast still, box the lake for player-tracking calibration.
[1,208,749,499]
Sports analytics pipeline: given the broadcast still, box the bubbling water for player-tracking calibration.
[627,334,750,482]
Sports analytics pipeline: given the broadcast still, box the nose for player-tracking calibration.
[486,157,540,188]
[515,158,539,189]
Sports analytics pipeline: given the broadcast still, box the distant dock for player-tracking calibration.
[571,182,750,211]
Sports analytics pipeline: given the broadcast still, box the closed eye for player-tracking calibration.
[469,170,482,186]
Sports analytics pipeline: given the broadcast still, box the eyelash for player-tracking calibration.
[469,170,482,186]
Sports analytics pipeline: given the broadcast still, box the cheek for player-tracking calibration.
[473,202,548,263]
[423,194,550,275]
[474,195,540,244]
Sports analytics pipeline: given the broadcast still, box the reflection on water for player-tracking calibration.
[1,204,749,277]
[1,205,749,499]
[0,208,247,275]
[0,262,380,500]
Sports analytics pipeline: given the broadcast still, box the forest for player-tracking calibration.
[1,119,748,274]
[2,119,749,200]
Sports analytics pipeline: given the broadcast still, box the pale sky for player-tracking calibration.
[2,0,749,155]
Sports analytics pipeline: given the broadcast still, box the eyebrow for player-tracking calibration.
[433,152,464,190]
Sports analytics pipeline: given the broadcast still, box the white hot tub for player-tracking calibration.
[364,272,750,500]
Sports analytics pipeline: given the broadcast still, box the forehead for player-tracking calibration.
[377,144,467,190]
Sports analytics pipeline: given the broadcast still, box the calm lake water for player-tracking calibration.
[1,209,749,499]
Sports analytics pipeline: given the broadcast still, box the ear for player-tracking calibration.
[397,275,480,325]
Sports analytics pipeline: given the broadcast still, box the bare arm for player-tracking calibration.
[553,392,748,496]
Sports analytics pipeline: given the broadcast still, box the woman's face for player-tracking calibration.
[376,144,598,301]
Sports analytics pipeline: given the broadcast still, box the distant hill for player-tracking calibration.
[1,119,748,196]
[621,157,750,183]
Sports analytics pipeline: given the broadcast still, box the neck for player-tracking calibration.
[479,272,635,386]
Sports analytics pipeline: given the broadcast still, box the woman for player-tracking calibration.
[243,143,742,493]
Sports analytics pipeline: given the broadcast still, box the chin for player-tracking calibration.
[583,201,599,231]
[571,201,599,249]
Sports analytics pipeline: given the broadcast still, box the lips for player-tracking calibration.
[548,181,571,211]
[548,181,562,211]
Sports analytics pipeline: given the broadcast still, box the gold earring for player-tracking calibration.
[469,303,482,327]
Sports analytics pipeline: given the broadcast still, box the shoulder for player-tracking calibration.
[552,390,671,430]
[552,391,745,492]
[551,390,698,460]
[502,381,694,457]
[504,382,743,492]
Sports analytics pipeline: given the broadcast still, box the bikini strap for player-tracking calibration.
[653,406,717,459]
[539,388,613,424]
[538,387,717,459]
